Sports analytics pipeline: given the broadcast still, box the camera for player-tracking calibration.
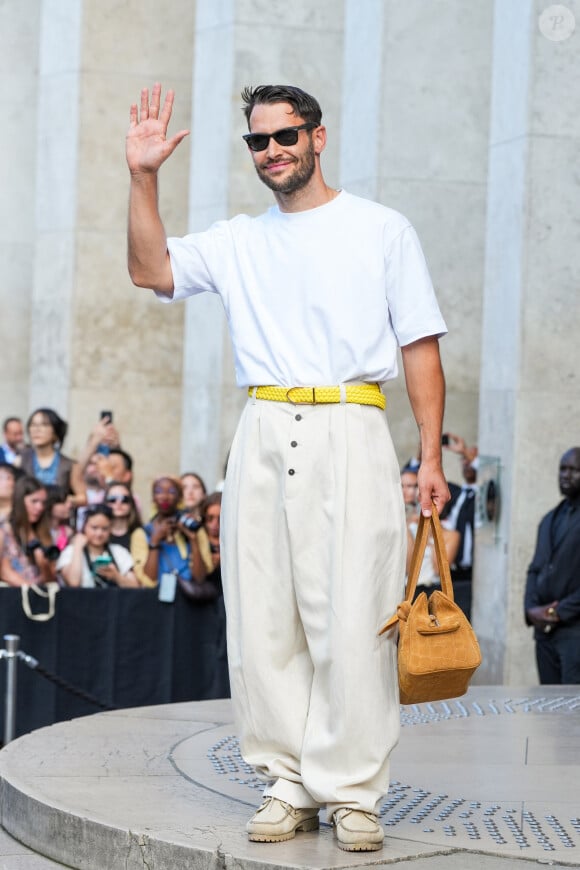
[178,512,203,533]
[26,540,61,562]
[441,434,450,446]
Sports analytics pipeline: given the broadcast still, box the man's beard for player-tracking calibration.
[256,140,316,194]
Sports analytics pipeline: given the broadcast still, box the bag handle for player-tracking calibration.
[378,503,453,635]
[405,505,453,601]
[21,583,59,622]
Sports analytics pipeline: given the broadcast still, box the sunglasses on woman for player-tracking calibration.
[242,122,317,152]
[106,495,131,504]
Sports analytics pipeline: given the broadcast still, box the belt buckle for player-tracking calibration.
[286,386,316,404]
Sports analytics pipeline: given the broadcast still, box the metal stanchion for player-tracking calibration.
[1,634,20,744]
[0,633,114,744]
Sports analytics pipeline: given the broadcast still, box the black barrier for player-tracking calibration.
[0,586,230,741]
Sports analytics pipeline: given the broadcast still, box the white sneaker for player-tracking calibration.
[333,807,384,851]
[247,797,319,842]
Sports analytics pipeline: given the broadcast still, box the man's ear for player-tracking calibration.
[313,125,327,155]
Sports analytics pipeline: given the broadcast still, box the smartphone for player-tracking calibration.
[100,410,113,423]
[442,434,450,446]
[159,572,177,603]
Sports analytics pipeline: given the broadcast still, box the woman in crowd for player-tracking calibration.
[45,485,75,552]
[57,503,138,588]
[180,471,207,522]
[176,491,223,601]
[20,408,85,506]
[144,476,204,585]
[0,463,18,522]
[194,493,222,583]
[0,475,58,586]
[105,481,156,587]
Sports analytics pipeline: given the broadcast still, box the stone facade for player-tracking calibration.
[1,0,579,684]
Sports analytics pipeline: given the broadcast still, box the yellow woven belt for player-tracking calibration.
[248,383,386,410]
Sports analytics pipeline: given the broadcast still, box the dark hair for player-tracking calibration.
[10,475,51,549]
[104,481,143,534]
[241,85,322,128]
[2,417,22,432]
[44,484,68,509]
[109,448,133,472]
[81,502,113,530]
[0,462,18,481]
[200,492,222,523]
[26,408,68,446]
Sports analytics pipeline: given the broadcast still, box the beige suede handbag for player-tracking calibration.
[379,504,481,705]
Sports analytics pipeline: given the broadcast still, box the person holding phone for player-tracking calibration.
[57,503,138,588]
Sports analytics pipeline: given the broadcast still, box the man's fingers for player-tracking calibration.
[149,82,161,119]
[129,103,138,127]
[158,88,175,128]
[167,129,190,152]
[140,87,149,121]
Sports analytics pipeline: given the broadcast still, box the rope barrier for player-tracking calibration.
[21,656,117,712]
[1,634,116,743]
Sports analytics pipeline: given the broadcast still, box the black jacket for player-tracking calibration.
[524,498,580,626]
[441,482,476,569]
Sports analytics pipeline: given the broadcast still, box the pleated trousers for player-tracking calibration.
[221,397,406,817]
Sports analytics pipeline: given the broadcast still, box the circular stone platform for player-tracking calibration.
[0,687,579,868]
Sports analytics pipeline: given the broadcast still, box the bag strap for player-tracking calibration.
[21,583,59,622]
[378,503,453,636]
[404,505,454,602]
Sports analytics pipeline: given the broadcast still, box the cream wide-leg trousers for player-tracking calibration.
[221,397,406,817]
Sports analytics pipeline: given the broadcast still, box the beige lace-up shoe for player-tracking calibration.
[247,797,320,842]
[332,808,384,851]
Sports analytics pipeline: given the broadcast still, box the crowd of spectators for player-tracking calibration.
[0,411,222,599]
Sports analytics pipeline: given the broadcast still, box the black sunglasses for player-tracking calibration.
[106,495,131,505]
[242,122,317,152]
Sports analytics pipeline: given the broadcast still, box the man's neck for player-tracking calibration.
[274,178,339,214]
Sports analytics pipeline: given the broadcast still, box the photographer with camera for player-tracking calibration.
[144,476,205,588]
[0,475,58,586]
[57,503,138,588]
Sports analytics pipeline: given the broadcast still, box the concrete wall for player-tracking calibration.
[0,1,42,420]
[21,0,196,508]
[474,0,580,684]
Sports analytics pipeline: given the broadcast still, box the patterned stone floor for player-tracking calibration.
[0,687,578,868]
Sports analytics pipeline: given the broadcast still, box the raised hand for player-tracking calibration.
[126,83,189,175]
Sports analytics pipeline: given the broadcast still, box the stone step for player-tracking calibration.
[0,689,579,868]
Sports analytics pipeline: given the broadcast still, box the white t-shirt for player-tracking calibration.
[163,191,446,387]
[57,544,134,589]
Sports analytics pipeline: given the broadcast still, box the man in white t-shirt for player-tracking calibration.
[126,83,450,852]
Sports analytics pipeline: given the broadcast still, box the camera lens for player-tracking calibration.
[43,545,61,562]
[179,513,202,532]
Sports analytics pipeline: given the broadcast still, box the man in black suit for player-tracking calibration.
[525,447,580,684]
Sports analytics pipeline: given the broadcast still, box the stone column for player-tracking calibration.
[28,0,195,503]
[0,1,41,419]
[180,0,345,489]
[474,0,580,683]
[340,0,494,480]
